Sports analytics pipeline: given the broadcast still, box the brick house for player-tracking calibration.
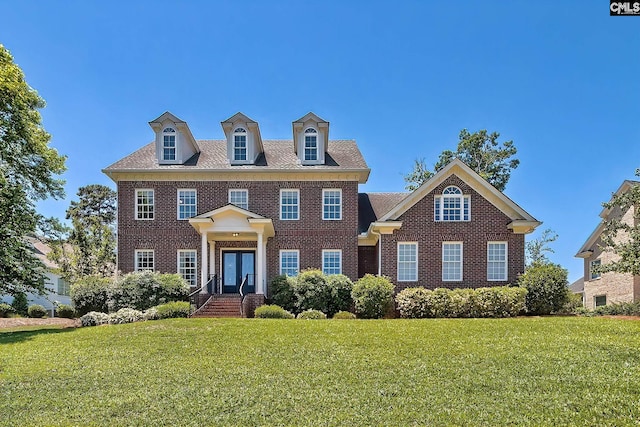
[576,180,640,309]
[103,111,540,314]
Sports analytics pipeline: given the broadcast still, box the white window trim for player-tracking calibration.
[487,241,508,282]
[322,188,342,221]
[177,189,197,220]
[162,128,177,162]
[434,186,471,222]
[177,249,198,287]
[442,242,463,282]
[322,249,342,275]
[280,189,300,220]
[228,189,249,210]
[135,189,154,220]
[397,242,418,282]
[303,127,319,162]
[135,249,155,272]
[590,259,602,280]
[279,249,300,276]
[232,128,248,162]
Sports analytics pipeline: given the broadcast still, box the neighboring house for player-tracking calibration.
[0,237,72,316]
[103,111,541,314]
[576,180,640,309]
[568,277,584,303]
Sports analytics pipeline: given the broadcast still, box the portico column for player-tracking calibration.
[261,238,267,294]
[214,240,216,277]
[256,231,264,294]
[200,231,208,294]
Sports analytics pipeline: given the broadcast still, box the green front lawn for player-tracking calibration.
[1,317,639,426]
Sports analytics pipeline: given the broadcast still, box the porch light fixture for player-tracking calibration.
[232,233,240,237]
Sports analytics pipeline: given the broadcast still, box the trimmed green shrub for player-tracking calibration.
[352,274,395,319]
[518,263,569,315]
[71,276,111,316]
[294,269,330,313]
[27,304,47,318]
[56,304,76,319]
[396,286,527,318]
[111,272,190,312]
[297,309,327,319]
[254,304,295,319]
[332,310,356,319]
[588,301,640,316]
[154,301,190,319]
[80,311,110,327]
[108,308,144,324]
[326,274,354,317]
[11,292,28,316]
[558,292,583,314]
[0,303,15,318]
[269,275,296,313]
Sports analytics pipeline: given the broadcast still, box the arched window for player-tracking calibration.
[434,186,470,221]
[233,128,247,161]
[304,128,318,161]
[162,127,176,161]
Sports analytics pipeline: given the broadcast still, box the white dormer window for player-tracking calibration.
[233,128,248,161]
[434,186,470,221]
[162,127,176,161]
[304,128,318,161]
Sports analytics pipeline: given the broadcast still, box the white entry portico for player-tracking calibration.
[188,205,274,295]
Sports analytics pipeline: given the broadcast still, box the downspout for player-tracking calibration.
[370,229,382,276]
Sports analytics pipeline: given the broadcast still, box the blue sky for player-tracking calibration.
[2,1,639,282]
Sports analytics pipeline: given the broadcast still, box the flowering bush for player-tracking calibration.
[108,308,145,324]
[80,311,110,327]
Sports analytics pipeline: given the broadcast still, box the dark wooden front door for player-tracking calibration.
[222,251,255,294]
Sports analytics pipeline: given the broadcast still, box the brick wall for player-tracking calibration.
[582,204,638,309]
[379,175,525,292]
[117,180,359,288]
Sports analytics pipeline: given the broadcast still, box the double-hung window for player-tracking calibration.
[178,250,197,287]
[136,189,154,220]
[434,186,470,221]
[442,242,463,281]
[322,189,342,220]
[397,242,418,282]
[322,250,342,275]
[229,189,249,210]
[280,250,299,276]
[233,128,247,161]
[280,189,299,220]
[487,242,507,281]
[178,189,197,219]
[304,128,318,161]
[57,278,70,296]
[590,259,601,280]
[162,127,176,161]
[135,250,154,272]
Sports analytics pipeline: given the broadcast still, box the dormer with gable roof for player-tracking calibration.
[149,112,200,165]
[292,112,329,165]
[221,112,264,165]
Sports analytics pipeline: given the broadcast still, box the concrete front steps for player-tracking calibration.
[191,294,242,318]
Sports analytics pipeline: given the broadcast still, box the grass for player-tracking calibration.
[1,317,639,426]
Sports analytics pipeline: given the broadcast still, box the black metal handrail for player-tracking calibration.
[238,274,248,317]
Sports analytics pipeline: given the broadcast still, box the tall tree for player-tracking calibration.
[0,44,66,296]
[598,172,640,276]
[404,129,519,191]
[46,184,117,282]
[525,229,558,268]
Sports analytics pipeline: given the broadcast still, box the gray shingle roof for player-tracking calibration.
[103,140,369,172]
[358,192,409,233]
